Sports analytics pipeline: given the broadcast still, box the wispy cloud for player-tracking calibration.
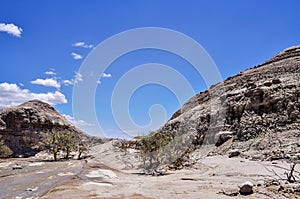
[74,72,83,83]
[61,72,84,86]
[31,78,61,89]
[0,82,67,108]
[101,73,112,78]
[72,41,94,49]
[63,114,93,126]
[96,73,112,84]
[71,52,83,60]
[0,23,23,37]
[45,71,56,75]
[62,79,73,86]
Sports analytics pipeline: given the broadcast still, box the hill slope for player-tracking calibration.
[0,100,91,157]
[157,45,300,161]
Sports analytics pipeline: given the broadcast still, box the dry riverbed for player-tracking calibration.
[1,141,300,199]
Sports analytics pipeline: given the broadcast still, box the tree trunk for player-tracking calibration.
[54,152,57,161]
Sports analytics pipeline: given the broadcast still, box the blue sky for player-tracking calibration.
[0,0,300,138]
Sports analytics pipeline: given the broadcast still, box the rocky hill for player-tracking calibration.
[0,100,93,158]
[157,45,300,162]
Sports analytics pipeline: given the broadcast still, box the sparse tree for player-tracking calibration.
[60,131,77,159]
[77,142,88,160]
[138,131,176,175]
[47,131,62,161]
[46,130,83,161]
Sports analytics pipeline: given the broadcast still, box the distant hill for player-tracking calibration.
[0,100,96,157]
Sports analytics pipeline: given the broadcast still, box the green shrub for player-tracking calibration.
[0,134,13,158]
[45,130,86,161]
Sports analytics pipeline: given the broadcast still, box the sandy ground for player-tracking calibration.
[1,141,299,199]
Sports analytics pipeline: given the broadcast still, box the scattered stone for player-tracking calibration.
[12,164,22,170]
[25,187,38,192]
[263,81,272,87]
[239,181,253,195]
[278,185,284,191]
[228,149,240,158]
[250,154,265,160]
[272,78,281,84]
[214,131,233,146]
[294,153,300,160]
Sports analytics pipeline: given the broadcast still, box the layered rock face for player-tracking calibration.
[0,100,90,157]
[160,46,300,155]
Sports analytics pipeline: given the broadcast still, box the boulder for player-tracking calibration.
[228,149,241,158]
[239,181,253,195]
[214,131,234,146]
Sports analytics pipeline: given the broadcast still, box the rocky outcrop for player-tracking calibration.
[0,100,92,157]
[158,46,300,159]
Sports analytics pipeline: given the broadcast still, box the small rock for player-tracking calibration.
[214,131,233,146]
[251,154,265,160]
[228,149,240,158]
[12,164,22,170]
[272,78,281,84]
[239,181,253,195]
[294,153,300,160]
[264,81,272,87]
[283,154,291,159]
[25,187,38,192]
[278,185,284,191]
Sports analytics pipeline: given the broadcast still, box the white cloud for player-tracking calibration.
[71,52,83,60]
[96,73,112,84]
[31,91,67,105]
[72,41,94,49]
[62,114,93,126]
[0,23,23,37]
[61,72,84,86]
[31,78,61,89]
[45,71,56,75]
[62,79,73,86]
[0,82,67,108]
[74,72,83,83]
[101,73,112,78]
